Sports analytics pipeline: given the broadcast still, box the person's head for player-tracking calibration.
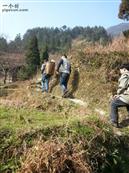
[63,54,67,58]
[43,59,48,63]
[119,64,129,74]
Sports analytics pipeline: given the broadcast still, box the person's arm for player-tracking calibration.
[56,59,63,72]
[41,64,46,73]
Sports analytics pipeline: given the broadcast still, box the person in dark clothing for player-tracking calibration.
[56,54,71,97]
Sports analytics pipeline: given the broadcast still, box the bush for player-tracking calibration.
[17,65,37,80]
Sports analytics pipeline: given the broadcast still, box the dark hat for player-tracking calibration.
[119,64,129,71]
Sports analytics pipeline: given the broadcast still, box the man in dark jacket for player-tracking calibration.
[56,54,71,97]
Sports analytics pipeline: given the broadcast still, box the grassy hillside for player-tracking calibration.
[0,105,129,173]
[52,37,129,112]
[1,37,129,173]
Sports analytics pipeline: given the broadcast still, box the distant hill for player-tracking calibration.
[107,23,129,37]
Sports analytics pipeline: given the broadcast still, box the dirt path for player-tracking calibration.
[68,98,88,106]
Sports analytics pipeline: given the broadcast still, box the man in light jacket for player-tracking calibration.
[56,54,71,97]
[110,64,129,128]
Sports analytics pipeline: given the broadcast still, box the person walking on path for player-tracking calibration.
[56,54,71,97]
[41,59,51,93]
[109,64,129,128]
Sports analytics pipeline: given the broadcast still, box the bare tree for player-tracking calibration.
[0,52,24,84]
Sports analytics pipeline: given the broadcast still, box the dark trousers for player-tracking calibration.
[60,72,70,94]
[110,98,129,123]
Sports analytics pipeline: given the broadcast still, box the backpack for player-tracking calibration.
[45,61,55,75]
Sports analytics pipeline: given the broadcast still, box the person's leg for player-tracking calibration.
[45,75,50,92]
[41,74,46,92]
[63,74,70,91]
[110,98,128,124]
[60,73,70,95]
[60,73,66,94]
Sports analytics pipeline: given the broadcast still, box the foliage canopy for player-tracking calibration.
[118,0,129,20]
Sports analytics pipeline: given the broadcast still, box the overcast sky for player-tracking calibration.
[0,0,124,41]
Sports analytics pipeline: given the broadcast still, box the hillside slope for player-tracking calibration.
[1,38,129,173]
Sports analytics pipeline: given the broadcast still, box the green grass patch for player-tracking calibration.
[0,106,129,173]
[0,106,80,132]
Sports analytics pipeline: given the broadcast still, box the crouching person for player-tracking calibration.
[109,64,129,128]
[41,59,55,93]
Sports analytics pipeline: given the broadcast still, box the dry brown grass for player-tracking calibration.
[18,140,92,173]
[65,37,129,112]
[0,79,91,117]
[71,36,129,54]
